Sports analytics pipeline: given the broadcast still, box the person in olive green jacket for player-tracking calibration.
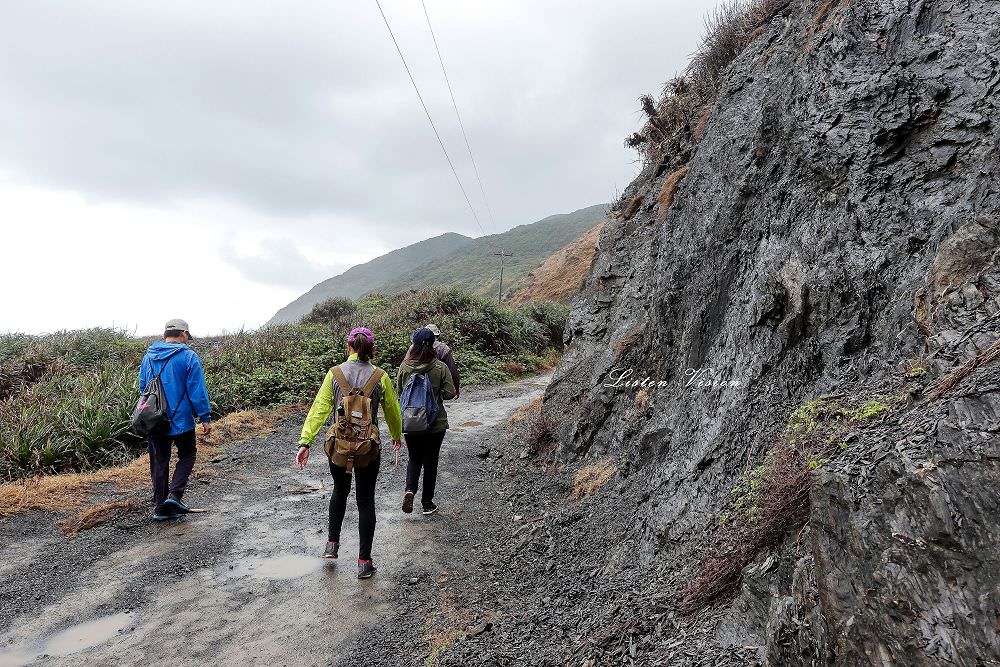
[295,327,402,579]
[395,327,456,516]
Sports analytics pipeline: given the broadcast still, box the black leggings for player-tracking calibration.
[404,430,446,507]
[328,456,380,560]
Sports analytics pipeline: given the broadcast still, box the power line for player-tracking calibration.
[421,0,498,232]
[372,0,488,238]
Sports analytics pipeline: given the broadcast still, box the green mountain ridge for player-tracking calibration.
[378,204,608,298]
[267,203,607,325]
[266,232,472,325]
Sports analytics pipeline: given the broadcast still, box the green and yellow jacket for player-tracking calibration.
[299,353,403,447]
[395,358,457,433]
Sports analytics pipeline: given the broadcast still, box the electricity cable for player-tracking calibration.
[421,0,498,232]
[372,0,488,237]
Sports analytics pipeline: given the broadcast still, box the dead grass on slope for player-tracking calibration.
[507,395,543,426]
[657,164,690,220]
[570,459,618,501]
[511,223,604,305]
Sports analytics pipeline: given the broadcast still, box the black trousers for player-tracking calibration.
[404,430,446,507]
[148,429,197,513]
[328,455,380,560]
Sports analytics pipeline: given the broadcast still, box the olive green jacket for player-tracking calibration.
[395,358,457,433]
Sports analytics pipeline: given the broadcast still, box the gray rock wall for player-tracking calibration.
[545,0,1000,663]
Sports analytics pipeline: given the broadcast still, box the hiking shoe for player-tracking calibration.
[402,491,414,514]
[164,494,190,515]
[322,541,340,559]
[358,559,377,579]
[152,511,174,522]
[422,502,438,516]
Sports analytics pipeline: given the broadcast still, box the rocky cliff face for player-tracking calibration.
[545,0,1000,663]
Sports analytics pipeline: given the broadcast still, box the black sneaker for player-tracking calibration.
[422,502,438,516]
[164,494,190,515]
[153,503,179,521]
[322,541,339,559]
[402,491,414,514]
[358,559,377,579]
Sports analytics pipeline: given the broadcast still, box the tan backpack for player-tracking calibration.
[323,366,385,473]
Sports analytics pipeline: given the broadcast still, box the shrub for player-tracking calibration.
[518,300,570,349]
[626,0,784,165]
[677,387,906,614]
[300,297,358,328]
[1,291,565,480]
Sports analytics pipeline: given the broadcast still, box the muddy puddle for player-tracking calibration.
[219,554,327,581]
[0,612,132,666]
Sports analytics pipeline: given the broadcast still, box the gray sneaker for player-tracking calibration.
[358,559,377,579]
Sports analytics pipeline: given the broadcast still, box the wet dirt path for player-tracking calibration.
[0,374,550,667]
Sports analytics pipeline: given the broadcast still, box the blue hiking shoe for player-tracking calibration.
[164,494,190,515]
[152,512,174,522]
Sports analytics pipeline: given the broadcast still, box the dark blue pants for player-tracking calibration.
[148,429,197,513]
[404,430,446,507]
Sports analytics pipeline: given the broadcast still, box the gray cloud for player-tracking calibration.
[217,236,347,289]
[0,0,721,254]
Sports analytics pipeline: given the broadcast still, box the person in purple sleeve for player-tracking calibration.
[424,323,460,400]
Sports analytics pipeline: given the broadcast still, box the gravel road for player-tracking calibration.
[0,374,551,667]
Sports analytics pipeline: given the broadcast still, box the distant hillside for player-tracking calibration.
[267,204,608,325]
[510,221,605,305]
[267,232,471,325]
[378,204,608,298]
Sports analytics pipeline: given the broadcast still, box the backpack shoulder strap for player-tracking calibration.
[360,368,385,398]
[330,366,353,396]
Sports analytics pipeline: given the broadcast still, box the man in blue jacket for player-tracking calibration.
[139,318,213,521]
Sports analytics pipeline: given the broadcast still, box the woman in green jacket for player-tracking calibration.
[395,327,456,516]
[295,327,402,579]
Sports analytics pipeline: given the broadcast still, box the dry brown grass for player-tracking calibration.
[657,165,690,220]
[57,498,140,536]
[423,590,477,666]
[634,387,650,413]
[620,194,645,220]
[0,404,303,526]
[501,360,525,377]
[613,326,647,361]
[510,223,604,305]
[507,395,542,426]
[926,336,1000,402]
[693,107,711,142]
[810,0,847,33]
[570,459,618,501]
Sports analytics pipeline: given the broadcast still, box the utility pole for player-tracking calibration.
[494,249,513,303]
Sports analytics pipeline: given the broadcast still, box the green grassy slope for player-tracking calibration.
[377,204,608,297]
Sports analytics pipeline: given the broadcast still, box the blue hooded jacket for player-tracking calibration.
[139,341,212,436]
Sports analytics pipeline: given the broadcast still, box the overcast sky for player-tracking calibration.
[1,0,720,335]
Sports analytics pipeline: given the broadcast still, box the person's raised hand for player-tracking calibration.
[296,446,310,469]
[391,439,402,452]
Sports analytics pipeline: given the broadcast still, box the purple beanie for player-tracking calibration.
[348,327,374,345]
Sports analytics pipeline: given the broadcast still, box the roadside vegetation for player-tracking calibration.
[624,0,786,166]
[677,382,909,613]
[0,289,567,481]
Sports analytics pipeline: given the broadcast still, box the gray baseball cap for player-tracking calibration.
[424,323,441,336]
[164,318,194,338]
